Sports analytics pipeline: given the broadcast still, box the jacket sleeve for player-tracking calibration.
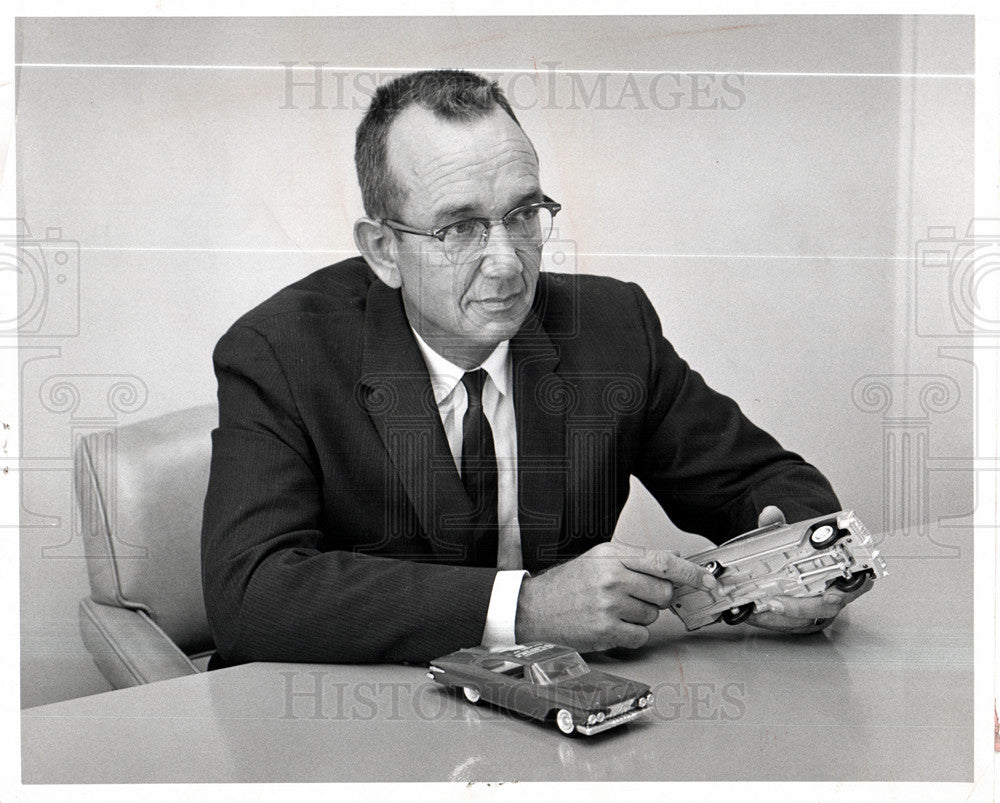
[628,284,841,544]
[200,322,498,665]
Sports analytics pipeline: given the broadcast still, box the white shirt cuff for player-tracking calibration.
[481,570,529,648]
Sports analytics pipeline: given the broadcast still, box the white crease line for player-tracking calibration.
[72,246,918,260]
[13,63,974,79]
[74,246,353,254]
[578,253,919,260]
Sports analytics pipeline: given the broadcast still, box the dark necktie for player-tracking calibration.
[461,369,499,567]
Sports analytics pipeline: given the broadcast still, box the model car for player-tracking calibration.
[669,510,888,631]
[427,642,653,736]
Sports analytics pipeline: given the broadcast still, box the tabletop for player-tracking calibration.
[21,545,974,784]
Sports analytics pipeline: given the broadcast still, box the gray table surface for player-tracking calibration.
[21,546,974,783]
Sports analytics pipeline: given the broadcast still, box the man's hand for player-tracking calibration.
[514,541,718,652]
[747,505,874,634]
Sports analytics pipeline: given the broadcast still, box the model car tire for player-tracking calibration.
[808,522,844,549]
[721,602,755,625]
[555,708,576,735]
[462,686,481,704]
[832,568,874,592]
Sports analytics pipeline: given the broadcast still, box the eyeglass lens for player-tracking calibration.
[445,207,554,263]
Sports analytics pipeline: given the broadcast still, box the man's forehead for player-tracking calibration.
[386,105,539,217]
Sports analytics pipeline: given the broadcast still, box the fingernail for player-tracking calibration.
[702,573,717,589]
[768,599,785,614]
[824,592,844,605]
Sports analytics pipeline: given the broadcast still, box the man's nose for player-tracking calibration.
[478,221,524,273]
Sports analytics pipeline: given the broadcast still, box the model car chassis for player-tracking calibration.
[669,510,887,631]
[427,642,653,736]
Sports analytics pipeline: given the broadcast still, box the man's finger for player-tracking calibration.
[624,571,675,608]
[617,596,662,627]
[614,622,652,650]
[762,594,844,620]
[749,610,831,633]
[757,505,787,528]
[617,547,717,589]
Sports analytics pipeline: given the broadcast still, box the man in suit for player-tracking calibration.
[201,70,871,666]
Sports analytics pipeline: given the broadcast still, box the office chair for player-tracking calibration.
[75,404,218,688]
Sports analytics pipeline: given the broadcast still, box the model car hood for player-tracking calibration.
[544,671,648,709]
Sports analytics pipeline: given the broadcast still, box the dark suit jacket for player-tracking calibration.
[201,257,839,664]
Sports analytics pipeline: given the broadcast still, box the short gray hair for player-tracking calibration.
[355,70,524,219]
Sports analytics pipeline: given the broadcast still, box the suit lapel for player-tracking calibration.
[359,281,477,564]
[511,307,566,573]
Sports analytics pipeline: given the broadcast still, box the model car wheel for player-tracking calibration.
[721,602,754,625]
[832,568,874,592]
[462,686,481,704]
[808,522,843,549]
[555,708,576,736]
[703,560,726,578]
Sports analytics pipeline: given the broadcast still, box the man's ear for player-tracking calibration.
[354,217,401,288]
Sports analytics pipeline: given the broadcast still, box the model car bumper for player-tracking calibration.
[575,705,649,736]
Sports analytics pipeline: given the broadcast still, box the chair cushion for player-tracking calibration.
[79,598,199,688]
[76,404,217,654]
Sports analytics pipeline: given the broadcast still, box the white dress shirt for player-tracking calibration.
[411,329,527,647]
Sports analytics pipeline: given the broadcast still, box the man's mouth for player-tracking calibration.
[473,292,521,314]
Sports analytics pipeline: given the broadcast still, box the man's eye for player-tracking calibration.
[507,208,539,225]
[446,219,481,238]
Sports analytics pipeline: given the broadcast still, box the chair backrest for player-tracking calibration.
[75,404,217,655]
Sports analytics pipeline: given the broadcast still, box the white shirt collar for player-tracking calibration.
[410,328,511,404]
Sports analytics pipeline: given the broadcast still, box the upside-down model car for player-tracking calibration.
[427,642,654,736]
[669,510,888,631]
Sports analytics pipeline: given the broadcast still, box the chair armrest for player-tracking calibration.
[79,598,199,689]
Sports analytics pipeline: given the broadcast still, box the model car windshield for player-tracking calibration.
[529,653,590,685]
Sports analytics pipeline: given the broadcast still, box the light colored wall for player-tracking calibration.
[16,15,974,707]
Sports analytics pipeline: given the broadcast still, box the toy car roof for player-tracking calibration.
[471,643,579,666]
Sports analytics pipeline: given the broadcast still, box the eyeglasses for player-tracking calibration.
[381,196,562,265]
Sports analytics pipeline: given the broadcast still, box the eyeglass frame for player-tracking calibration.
[379,195,562,263]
